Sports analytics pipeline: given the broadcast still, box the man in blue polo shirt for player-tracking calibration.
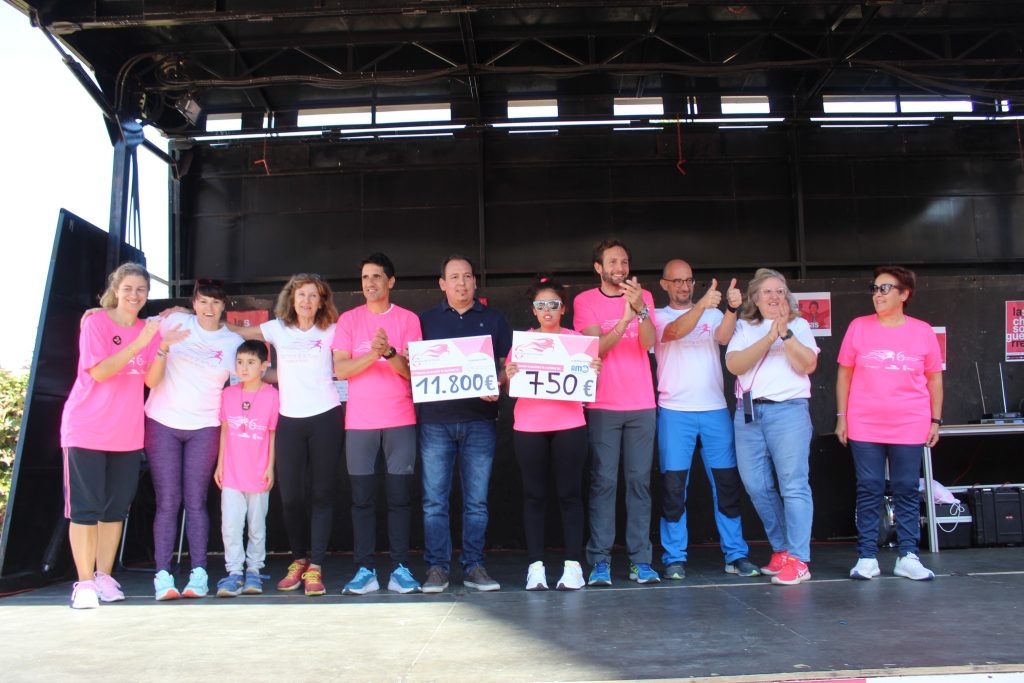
[418,254,512,593]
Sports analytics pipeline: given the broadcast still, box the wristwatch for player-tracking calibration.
[780,329,794,341]
[382,346,397,360]
[636,306,650,323]
[931,418,943,425]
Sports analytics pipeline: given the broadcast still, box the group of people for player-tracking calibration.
[58,241,944,609]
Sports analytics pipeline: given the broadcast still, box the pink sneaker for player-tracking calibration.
[760,551,789,576]
[771,556,811,586]
[93,572,125,602]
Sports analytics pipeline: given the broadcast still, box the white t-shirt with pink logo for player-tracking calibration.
[61,311,162,451]
[220,383,279,492]
[260,319,339,418]
[573,287,656,411]
[727,317,820,402]
[332,304,421,430]
[654,306,728,411]
[508,328,588,432]
[838,315,943,444]
[145,312,243,430]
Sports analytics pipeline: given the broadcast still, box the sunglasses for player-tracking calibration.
[870,283,900,294]
[532,299,563,311]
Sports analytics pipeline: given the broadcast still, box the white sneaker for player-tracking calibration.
[70,581,99,609]
[93,571,125,602]
[556,561,585,591]
[849,558,880,580]
[525,561,548,591]
[894,553,935,581]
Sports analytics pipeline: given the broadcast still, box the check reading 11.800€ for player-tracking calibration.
[409,335,499,403]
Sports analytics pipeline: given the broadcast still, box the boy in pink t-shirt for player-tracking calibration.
[213,340,279,597]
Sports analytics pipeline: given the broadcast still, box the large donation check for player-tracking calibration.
[508,331,599,402]
[409,335,499,403]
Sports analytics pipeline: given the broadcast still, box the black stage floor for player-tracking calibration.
[2,542,1023,682]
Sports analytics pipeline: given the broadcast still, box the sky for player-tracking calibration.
[0,4,169,371]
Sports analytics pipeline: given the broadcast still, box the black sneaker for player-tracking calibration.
[664,562,686,580]
[422,566,449,594]
[725,557,761,577]
[463,565,501,592]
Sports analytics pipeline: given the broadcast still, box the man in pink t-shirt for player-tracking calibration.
[331,253,423,595]
[573,239,659,586]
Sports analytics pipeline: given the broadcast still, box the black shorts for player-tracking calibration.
[63,447,143,525]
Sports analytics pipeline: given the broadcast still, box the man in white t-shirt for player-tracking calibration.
[654,259,760,580]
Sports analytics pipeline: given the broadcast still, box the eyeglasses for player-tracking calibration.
[661,278,696,287]
[532,299,563,311]
[870,283,900,294]
[759,288,787,298]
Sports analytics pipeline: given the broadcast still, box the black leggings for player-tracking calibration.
[275,406,343,566]
[513,426,587,563]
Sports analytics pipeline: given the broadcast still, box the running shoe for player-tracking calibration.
[771,556,811,585]
[556,561,585,591]
[153,570,180,601]
[182,566,209,598]
[216,573,244,597]
[525,561,548,591]
[302,564,326,596]
[277,558,310,591]
[894,553,934,581]
[663,562,686,580]
[387,565,422,594]
[725,557,761,577]
[760,550,789,576]
[93,571,125,602]
[242,571,265,594]
[588,562,612,587]
[342,567,380,595]
[629,562,661,584]
[850,558,881,580]
[70,581,99,610]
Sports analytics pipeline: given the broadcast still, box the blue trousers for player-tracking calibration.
[850,440,923,558]
[658,407,749,565]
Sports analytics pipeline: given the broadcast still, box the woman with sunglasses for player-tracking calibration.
[836,266,943,581]
[725,268,819,587]
[144,279,244,600]
[231,274,342,596]
[505,278,600,591]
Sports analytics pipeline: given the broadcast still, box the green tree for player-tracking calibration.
[0,369,29,526]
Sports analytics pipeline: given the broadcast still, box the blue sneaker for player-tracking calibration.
[242,571,265,594]
[153,570,180,601]
[216,573,244,598]
[387,564,422,594]
[588,561,612,587]
[342,567,380,595]
[629,562,661,584]
[182,566,209,598]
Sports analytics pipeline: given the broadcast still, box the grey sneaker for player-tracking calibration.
[422,566,449,594]
[664,562,686,580]
[464,565,501,592]
[725,557,761,577]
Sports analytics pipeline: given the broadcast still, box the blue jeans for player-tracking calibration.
[658,408,749,565]
[420,420,496,571]
[850,440,924,558]
[733,399,814,562]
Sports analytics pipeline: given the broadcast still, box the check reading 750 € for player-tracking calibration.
[508,331,599,402]
[409,335,499,403]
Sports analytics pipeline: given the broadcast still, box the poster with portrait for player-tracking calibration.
[932,326,947,371]
[1007,301,1024,362]
[793,292,832,337]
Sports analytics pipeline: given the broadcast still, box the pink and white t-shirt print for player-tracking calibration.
[61,311,162,451]
[572,287,656,412]
[332,304,421,430]
[220,383,280,492]
[260,319,339,418]
[838,315,943,445]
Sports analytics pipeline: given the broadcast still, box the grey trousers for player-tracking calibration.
[585,408,657,565]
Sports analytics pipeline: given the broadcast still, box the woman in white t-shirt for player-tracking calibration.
[231,274,342,597]
[144,279,243,601]
[725,268,819,588]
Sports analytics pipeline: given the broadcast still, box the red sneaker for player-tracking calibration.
[760,551,789,576]
[277,559,310,591]
[302,565,326,596]
[771,557,811,585]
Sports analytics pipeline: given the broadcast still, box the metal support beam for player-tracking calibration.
[106,139,131,275]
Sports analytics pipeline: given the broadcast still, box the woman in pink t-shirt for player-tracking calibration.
[505,278,600,592]
[836,266,943,582]
[60,264,171,609]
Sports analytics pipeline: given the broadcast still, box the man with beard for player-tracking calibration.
[417,254,512,593]
[573,239,659,586]
[332,253,423,595]
[654,259,760,580]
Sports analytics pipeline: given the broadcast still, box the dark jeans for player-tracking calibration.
[850,439,924,558]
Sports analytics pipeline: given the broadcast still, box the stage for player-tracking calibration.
[0,543,1022,682]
